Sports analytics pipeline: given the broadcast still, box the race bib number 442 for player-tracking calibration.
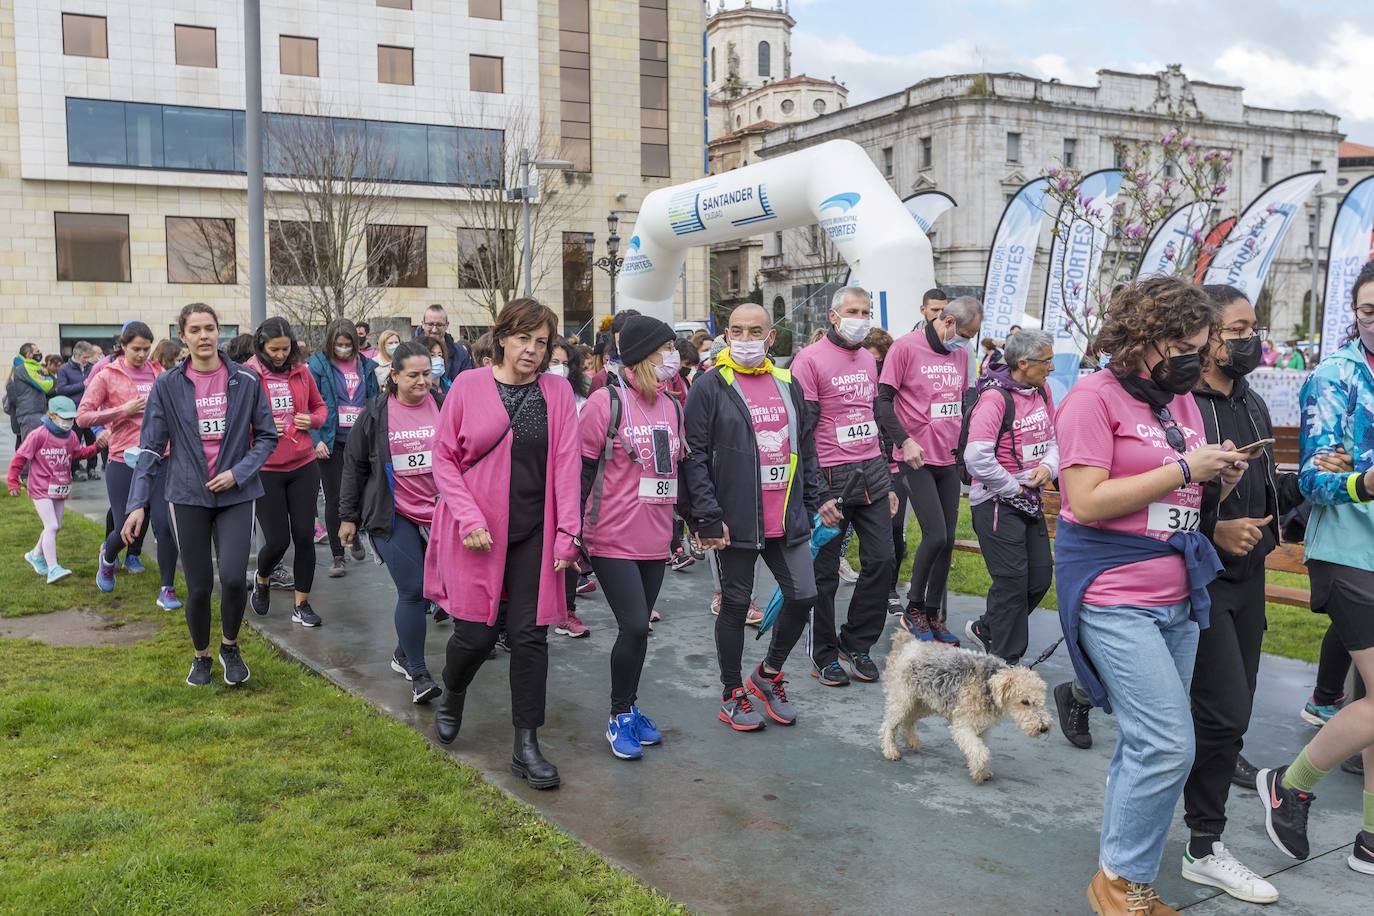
[836,421,876,445]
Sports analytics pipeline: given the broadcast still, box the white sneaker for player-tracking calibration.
[1182,841,1279,903]
[838,558,859,583]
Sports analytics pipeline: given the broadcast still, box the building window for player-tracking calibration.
[758,40,770,77]
[166,217,236,284]
[62,13,107,58]
[1005,191,1016,207]
[772,295,786,321]
[269,220,329,286]
[1062,137,1076,168]
[639,0,670,178]
[280,36,318,77]
[469,0,502,18]
[378,0,412,8]
[559,0,591,171]
[1164,157,1177,178]
[920,136,932,169]
[379,45,414,85]
[1005,131,1021,163]
[882,146,893,178]
[780,98,794,115]
[456,228,512,290]
[55,213,129,282]
[710,46,716,82]
[1112,144,1125,169]
[813,98,826,115]
[1261,155,1273,184]
[561,232,593,328]
[470,54,503,93]
[728,266,740,292]
[367,225,427,288]
[174,25,217,68]
[1310,159,1322,172]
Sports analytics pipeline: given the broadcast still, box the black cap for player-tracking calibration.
[615,315,675,367]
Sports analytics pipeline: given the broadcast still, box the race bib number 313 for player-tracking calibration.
[198,417,226,440]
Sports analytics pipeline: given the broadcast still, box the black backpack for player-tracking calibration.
[953,385,1046,485]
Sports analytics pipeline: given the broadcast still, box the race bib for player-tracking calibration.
[47,483,71,498]
[931,400,962,420]
[198,416,226,440]
[270,393,294,414]
[836,421,877,445]
[1147,502,1200,535]
[638,476,677,503]
[1021,441,1050,464]
[394,449,432,477]
[338,406,362,428]
[762,463,790,490]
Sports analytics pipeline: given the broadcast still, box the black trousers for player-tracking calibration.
[715,539,816,695]
[255,462,321,594]
[590,556,666,715]
[902,463,961,616]
[73,426,98,473]
[971,499,1053,665]
[810,496,895,666]
[1183,575,1266,837]
[169,501,253,652]
[319,448,345,560]
[442,532,548,729]
[890,470,908,595]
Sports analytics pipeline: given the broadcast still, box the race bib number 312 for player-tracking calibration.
[1147,502,1200,534]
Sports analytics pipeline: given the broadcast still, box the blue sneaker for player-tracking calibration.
[124,555,146,574]
[899,607,934,641]
[156,587,182,611]
[606,713,644,760]
[46,565,73,584]
[1301,694,1343,727]
[631,705,662,746]
[96,551,117,593]
[23,549,48,576]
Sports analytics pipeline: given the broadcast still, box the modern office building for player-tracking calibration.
[0,0,708,356]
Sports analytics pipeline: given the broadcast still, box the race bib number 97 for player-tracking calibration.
[762,464,790,489]
[1147,502,1200,534]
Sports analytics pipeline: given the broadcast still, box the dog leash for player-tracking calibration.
[1025,637,1063,670]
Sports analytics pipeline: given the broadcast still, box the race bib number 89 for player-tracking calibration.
[638,476,678,502]
[1147,502,1200,534]
[931,401,962,420]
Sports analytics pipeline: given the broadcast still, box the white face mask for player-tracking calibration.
[654,349,681,381]
[52,417,73,431]
[430,357,445,377]
[945,332,971,351]
[546,363,568,378]
[384,341,398,357]
[730,339,768,368]
[334,346,353,359]
[836,316,872,345]
[698,349,711,362]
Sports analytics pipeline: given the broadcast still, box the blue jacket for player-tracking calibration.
[1053,519,1223,712]
[307,351,380,452]
[127,354,278,511]
[54,358,90,405]
[1298,339,1374,572]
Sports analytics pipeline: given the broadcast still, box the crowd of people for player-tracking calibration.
[5,264,1373,913]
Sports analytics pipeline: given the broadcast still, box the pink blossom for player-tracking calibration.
[1212,183,1227,195]
[1180,136,1194,149]
[1161,129,1179,144]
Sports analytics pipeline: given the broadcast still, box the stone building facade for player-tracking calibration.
[0,0,708,357]
[758,67,1343,343]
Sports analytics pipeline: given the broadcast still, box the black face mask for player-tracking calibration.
[1220,335,1262,380]
[1150,351,1202,395]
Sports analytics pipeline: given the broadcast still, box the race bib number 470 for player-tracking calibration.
[931,401,962,420]
[1147,502,1200,534]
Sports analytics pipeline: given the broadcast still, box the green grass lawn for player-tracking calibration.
[852,501,1329,664]
[0,497,681,915]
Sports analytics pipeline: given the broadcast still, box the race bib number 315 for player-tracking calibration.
[1147,502,1200,534]
[198,417,226,440]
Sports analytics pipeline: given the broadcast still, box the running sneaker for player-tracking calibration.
[327,557,346,578]
[495,631,512,654]
[156,587,182,610]
[964,619,992,653]
[1257,766,1314,860]
[1301,694,1343,726]
[926,613,961,645]
[268,564,295,591]
[899,607,934,640]
[1232,753,1259,790]
[1182,841,1279,904]
[411,673,442,704]
[96,551,117,593]
[630,705,662,745]
[292,601,322,628]
[349,537,366,561]
[390,647,413,680]
[838,558,859,583]
[1054,681,1093,750]
[745,601,763,627]
[649,608,662,623]
[607,713,644,759]
[1350,831,1374,876]
[88,468,101,481]
[887,590,904,616]
[313,521,327,543]
[73,469,88,482]
[687,542,705,561]
[575,575,596,596]
[250,579,271,616]
[669,548,695,571]
[555,609,589,638]
[838,644,880,682]
[186,655,213,687]
[23,548,48,576]
[1343,754,1365,776]
[46,565,73,584]
[718,687,765,731]
[218,644,250,686]
[123,555,146,574]
[812,660,850,687]
[747,665,796,725]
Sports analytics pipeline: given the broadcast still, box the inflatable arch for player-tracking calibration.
[615,139,936,331]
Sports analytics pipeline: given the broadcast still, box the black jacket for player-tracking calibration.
[1195,376,1303,582]
[679,363,822,548]
[339,390,445,537]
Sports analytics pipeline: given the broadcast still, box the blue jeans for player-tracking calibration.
[371,514,430,677]
[1078,600,1198,883]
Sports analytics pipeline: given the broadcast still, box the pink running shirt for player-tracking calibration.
[791,336,881,468]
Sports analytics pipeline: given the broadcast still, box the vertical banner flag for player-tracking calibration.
[981,178,1052,342]
[1203,171,1323,299]
[1136,201,1213,279]
[1192,217,1237,283]
[845,190,957,288]
[1320,176,1374,360]
[1041,169,1125,400]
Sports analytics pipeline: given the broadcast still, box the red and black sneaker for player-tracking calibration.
[1350,830,1374,876]
[1256,765,1314,860]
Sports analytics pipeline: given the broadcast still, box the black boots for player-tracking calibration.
[435,687,465,745]
[511,728,560,789]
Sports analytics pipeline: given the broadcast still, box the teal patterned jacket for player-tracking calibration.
[1298,339,1374,571]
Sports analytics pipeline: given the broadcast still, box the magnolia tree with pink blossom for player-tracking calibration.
[1037,117,1237,361]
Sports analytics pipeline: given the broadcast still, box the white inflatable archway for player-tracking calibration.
[616,139,935,331]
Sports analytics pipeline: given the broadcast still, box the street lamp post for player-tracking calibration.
[512,150,574,297]
[244,0,266,328]
[588,212,625,313]
[1309,187,1346,346]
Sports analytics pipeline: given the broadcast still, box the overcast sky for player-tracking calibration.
[724,0,1373,142]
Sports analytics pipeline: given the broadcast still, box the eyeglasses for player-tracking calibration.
[1221,325,1268,340]
[1356,306,1374,327]
[1152,406,1188,453]
[1023,356,1055,365]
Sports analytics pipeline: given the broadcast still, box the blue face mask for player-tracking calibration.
[945,334,972,351]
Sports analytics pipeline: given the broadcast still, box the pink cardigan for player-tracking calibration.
[424,367,582,626]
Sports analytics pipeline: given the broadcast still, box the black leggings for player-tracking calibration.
[255,462,321,594]
[169,501,253,652]
[319,448,345,559]
[890,470,908,594]
[902,463,961,615]
[715,539,816,695]
[590,556,666,715]
[1314,622,1367,706]
[102,460,177,589]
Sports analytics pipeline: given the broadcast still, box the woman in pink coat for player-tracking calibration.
[425,298,581,790]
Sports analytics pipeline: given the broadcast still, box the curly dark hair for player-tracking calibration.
[1095,276,1219,378]
[1344,259,1374,344]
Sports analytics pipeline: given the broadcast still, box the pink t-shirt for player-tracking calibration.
[735,371,791,538]
[332,358,362,399]
[126,361,157,400]
[878,327,968,467]
[189,363,229,475]
[15,425,78,500]
[1056,371,1206,606]
[579,386,683,559]
[968,386,1056,477]
[387,395,440,526]
[791,336,881,468]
